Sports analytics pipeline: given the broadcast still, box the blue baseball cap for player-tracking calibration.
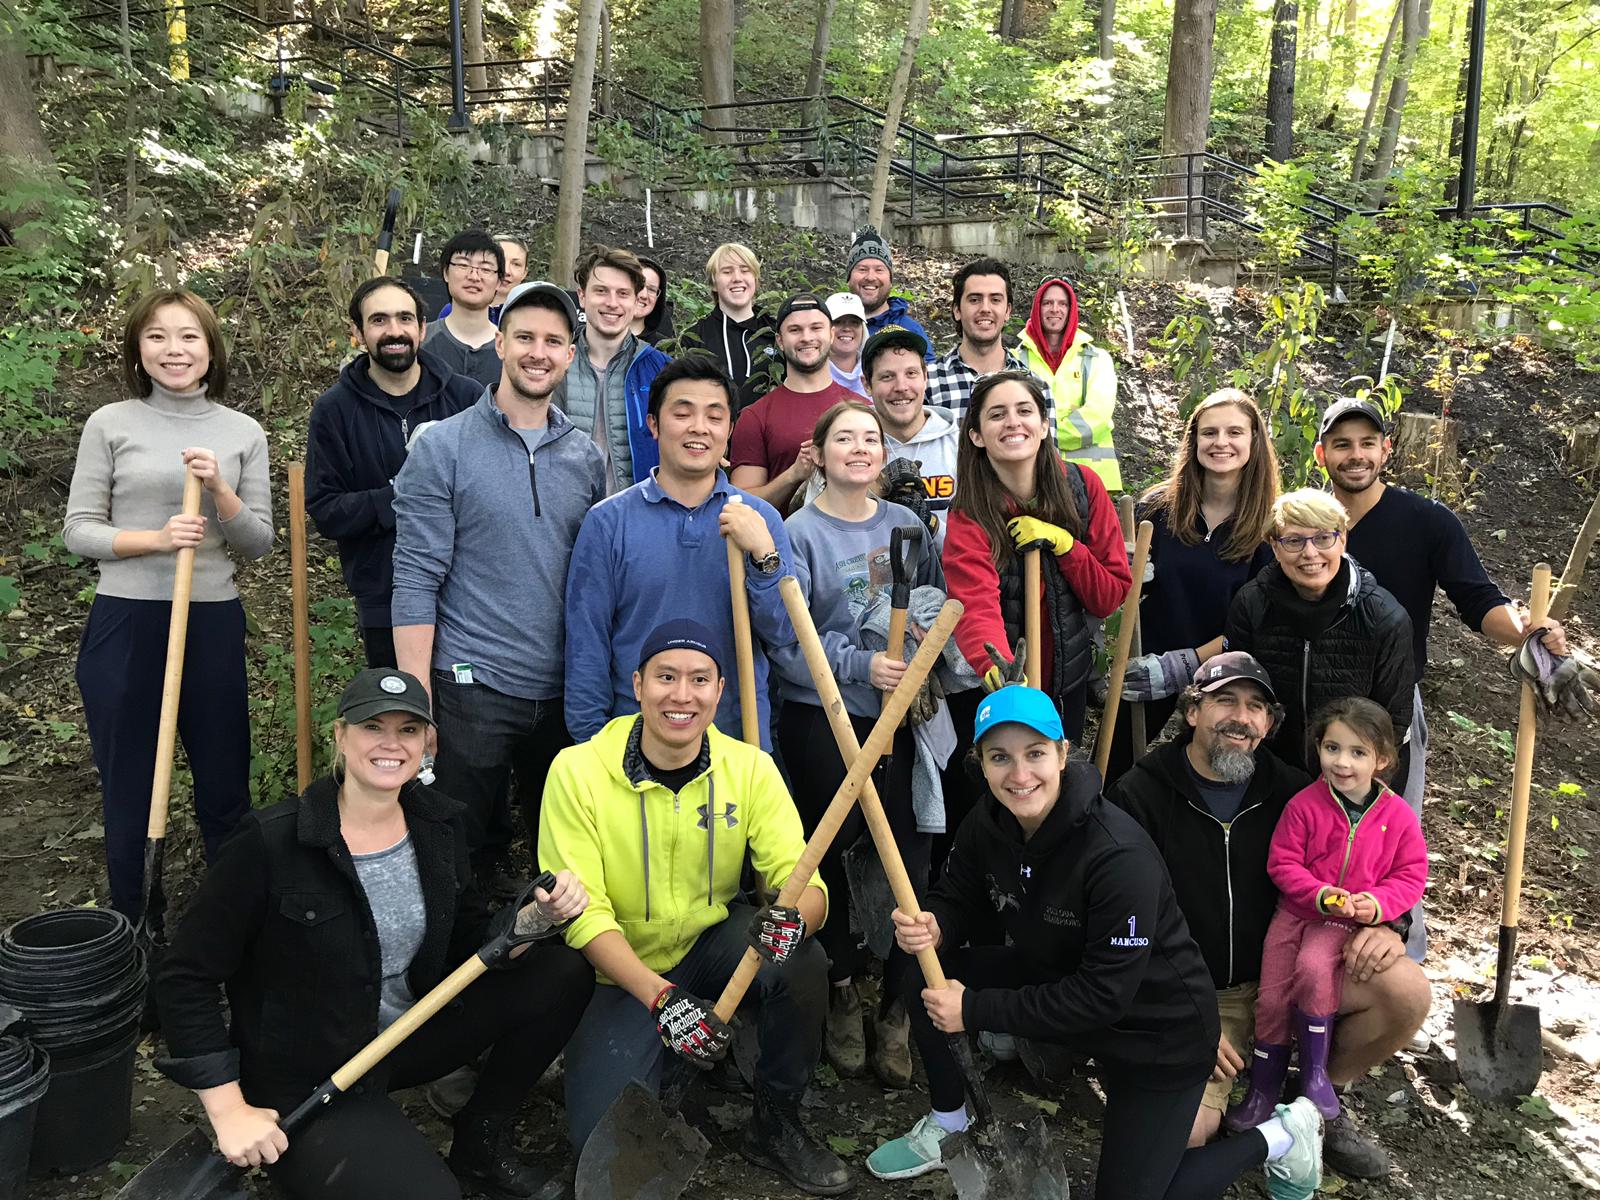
[973,686,1064,744]
[637,618,728,679]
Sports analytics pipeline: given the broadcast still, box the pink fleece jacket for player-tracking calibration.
[1267,778,1428,925]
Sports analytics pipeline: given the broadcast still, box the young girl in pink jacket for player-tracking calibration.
[1227,696,1428,1130]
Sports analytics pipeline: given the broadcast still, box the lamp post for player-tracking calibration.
[448,0,469,130]
[1456,0,1487,216]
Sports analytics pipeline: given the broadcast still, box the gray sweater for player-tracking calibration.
[62,386,274,601]
[391,391,607,701]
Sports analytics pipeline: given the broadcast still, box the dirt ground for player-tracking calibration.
[4,187,1600,1198]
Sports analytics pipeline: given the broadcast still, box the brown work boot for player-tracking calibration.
[870,1000,913,1089]
[824,982,866,1077]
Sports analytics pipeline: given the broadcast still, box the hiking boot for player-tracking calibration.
[824,982,866,1077]
[427,1063,480,1120]
[1322,1109,1391,1179]
[1225,1041,1291,1132]
[741,1084,852,1195]
[1293,1010,1341,1120]
[1263,1097,1323,1200]
[871,1001,913,1089]
[867,1113,952,1180]
[448,1112,548,1199]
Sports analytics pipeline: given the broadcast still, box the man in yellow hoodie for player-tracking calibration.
[539,619,849,1196]
[1019,277,1122,491]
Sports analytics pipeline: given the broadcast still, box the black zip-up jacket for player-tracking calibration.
[1225,556,1414,777]
[154,777,526,1111]
[930,762,1218,1085]
[1108,739,1312,990]
[682,307,778,414]
[305,349,483,627]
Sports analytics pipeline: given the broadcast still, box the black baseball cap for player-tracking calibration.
[337,669,435,725]
[500,280,581,336]
[1192,652,1277,704]
[776,293,833,329]
[1318,397,1386,441]
[637,618,727,678]
[862,325,930,378]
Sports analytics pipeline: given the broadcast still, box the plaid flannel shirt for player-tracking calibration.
[926,344,1056,433]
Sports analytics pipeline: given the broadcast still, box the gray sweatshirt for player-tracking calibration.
[391,391,607,701]
[62,386,274,601]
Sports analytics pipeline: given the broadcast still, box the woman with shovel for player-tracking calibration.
[868,685,1325,1200]
[156,668,593,1200]
[769,400,945,1084]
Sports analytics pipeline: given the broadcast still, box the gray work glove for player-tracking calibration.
[1510,628,1599,721]
[1121,647,1200,703]
[983,638,1028,693]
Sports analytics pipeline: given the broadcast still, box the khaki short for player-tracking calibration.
[1201,981,1259,1112]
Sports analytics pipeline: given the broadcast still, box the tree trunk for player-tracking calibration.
[550,0,603,288]
[1366,0,1430,200]
[868,0,931,229]
[463,0,487,99]
[0,36,56,243]
[700,0,737,142]
[1098,0,1116,60]
[1161,0,1219,222]
[600,2,612,115]
[1351,0,1403,182]
[1264,0,1298,161]
[805,0,836,96]
[1442,39,1470,202]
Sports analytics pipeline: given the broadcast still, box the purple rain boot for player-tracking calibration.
[1224,1041,1292,1132]
[1295,1009,1342,1119]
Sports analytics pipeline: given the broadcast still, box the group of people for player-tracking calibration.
[60,222,1578,1200]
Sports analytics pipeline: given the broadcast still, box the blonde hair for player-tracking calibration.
[1273,488,1348,534]
[705,242,761,288]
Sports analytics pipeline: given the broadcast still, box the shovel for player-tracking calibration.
[117,873,563,1200]
[574,595,964,1200]
[1117,495,1147,759]
[1023,547,1042,689]
[373,185,401,276]
[724,495,762,746]
[780,578,1067,1200]
[1455,562,1551,1103]
[1093,519,1154,780]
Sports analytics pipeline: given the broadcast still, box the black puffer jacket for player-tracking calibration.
[998,463,1092,712]
[929,762,1218,1086]
[1224,556,1413,775]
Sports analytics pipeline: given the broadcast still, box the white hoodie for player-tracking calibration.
[886,404,961,551]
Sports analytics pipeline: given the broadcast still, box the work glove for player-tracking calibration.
[1121,648,1200,702]
[652,985,731,1068]
[1509,628,1599,721]
[746,903,806,966]
[880,458,939,540]
[1008,515,1074,557]
[982,638,1028,693]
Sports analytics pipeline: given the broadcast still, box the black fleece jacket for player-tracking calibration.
[1108,739,1312,990]
[304,349,482,626]
[683,307,778,414]
[929,761,1218,1085]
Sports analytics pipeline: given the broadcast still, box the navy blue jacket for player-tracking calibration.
[304,350,483,626]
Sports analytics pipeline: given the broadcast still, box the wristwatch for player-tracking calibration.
[748,549,782,575]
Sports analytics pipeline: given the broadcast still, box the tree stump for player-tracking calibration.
[1567,421,1600,474]
[1391,412,1461,492]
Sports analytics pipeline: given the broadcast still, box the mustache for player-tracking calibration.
[1215,721,1258,739]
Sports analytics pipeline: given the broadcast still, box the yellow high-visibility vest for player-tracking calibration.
[1019,329,1121,492]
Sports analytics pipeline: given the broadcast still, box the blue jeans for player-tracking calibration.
[563,905,828,1150]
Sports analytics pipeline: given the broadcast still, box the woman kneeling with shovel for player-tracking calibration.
[867,686,1324,1200]
[156,668,593,1200]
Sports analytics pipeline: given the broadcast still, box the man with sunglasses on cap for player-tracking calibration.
[539,619,849,1195]
[1110,652,1429,1178]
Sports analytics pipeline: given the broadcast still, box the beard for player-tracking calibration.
[506,363,559,403]
[372,340,417,373]
[1331,463,1379,493]
[782,346,829,375]
[1204,724,1260,783]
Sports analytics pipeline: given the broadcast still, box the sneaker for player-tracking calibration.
[824,983,866,1077]
[741,1085,852,1195]
[1263,1097,1323,1200]
[871,1002,913,1089]
[867,1113,952,1181]
[1322,1109,1391,1179]
[978,1030,1019,1063]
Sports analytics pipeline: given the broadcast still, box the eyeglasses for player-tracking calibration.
[447,259,502,279]
[1273,530,1342,553]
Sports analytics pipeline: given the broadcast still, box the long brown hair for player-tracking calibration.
[953,370,1082,566]
[1141,388,1276,562]
[122,289,228,399]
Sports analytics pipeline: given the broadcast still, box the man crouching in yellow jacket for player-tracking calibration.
[539,618,850,1196]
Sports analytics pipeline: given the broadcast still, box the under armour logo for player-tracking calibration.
[696,802,738,830]
[1020,865,1033,879]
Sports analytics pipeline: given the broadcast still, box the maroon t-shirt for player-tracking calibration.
[729,381,866,479]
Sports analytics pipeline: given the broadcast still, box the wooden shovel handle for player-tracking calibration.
[886,609,909,665]
[723,505,761,746]
[288,463,313,792]
[331,953,487,1090]
[1118,495,1148,757]
[1094,520,1154,779]
[780,578,948,989]
[147,471,203,839]
[712,590,964,1021]
[1502,563,1552,930]
[1024,548,1042,689]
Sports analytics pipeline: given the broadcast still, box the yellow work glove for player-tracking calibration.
[1008,515,1074,557]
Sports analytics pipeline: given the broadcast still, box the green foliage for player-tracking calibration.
[1243,160,1316,280]
[1236,281,1330,486]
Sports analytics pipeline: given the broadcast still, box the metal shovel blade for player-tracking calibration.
[114,1128,249,1200]
[1453,997,1543,1103]
[943,1116,1070,1200]
[573,1080,712,1200]
[843,830,897,960]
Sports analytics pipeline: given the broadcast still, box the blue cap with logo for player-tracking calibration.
[637,618,728,679]
[972,686,1064,744]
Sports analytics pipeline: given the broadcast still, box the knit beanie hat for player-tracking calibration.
[847,226,893,277]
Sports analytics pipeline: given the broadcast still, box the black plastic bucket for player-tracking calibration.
[0,910,144,1175]
[0,1037,50,1200]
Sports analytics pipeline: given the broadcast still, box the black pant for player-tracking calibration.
[777,700,925,982]
[265,939,594,1200]
[76,596,251,918]
[360,625,397,669]
[431,675,570,870]
[894,944,1267,1200]
[1101,693,1181,790]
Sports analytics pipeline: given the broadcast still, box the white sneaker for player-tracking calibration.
[1264,1096,1324,1200]
[867,1113,953,1180]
